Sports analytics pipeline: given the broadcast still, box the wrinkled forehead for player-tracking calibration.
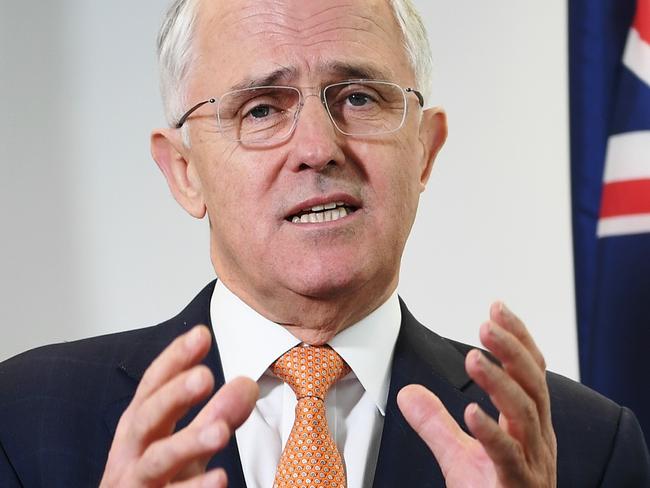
[189,0,413,94]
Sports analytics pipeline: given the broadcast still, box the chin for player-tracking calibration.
[287,259,395,302]
[284,264,369,300]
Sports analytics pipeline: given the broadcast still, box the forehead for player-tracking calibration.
[191,0,412,93]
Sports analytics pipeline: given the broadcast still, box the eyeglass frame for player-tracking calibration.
[174,79,425,141]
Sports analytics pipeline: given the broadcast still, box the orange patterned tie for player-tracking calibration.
[271,344,351,488]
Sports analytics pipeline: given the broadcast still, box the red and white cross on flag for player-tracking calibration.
[597,0,650,237]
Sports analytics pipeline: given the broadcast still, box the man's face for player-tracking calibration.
[158,0,445,323]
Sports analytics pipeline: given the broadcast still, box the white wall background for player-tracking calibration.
[0,2,577,379]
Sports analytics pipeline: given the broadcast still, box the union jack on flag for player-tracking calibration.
[571,0,650,448]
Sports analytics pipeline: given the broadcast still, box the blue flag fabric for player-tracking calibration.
[570,0,650,446]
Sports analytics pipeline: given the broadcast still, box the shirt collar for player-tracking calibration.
[210,280,401,416]
[211,280,300,385]
[328,291,401,416]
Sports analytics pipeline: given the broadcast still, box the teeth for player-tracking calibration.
[330,207,348,221]
[302,201,346,213]
[290,203,354,224]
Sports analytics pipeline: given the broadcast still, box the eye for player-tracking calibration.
[347,93,371,107]
[246,104,272,119]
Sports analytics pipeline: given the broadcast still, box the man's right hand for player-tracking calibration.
[100,325,258,487]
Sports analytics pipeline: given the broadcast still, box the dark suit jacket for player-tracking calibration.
[1,281,649,487]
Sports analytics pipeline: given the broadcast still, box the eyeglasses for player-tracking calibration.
[175,80,424,146]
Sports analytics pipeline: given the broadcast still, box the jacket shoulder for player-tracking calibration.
[546,371,650,486]
[0,327,162,486]
[0,324,163,398]
[0,280,216,399]
[0,281,216,486]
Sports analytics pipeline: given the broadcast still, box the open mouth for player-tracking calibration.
[287,201,358,224]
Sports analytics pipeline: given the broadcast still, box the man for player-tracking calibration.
[0,0,648,486]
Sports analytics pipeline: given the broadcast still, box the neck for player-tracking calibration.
[216,274,398,346]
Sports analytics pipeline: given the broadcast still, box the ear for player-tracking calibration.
[151,128,206,219]
[417,107,448,192]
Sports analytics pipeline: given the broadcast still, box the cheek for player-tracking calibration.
[362,137,421,209]
[198,146,280,237]
[371,145,422,243]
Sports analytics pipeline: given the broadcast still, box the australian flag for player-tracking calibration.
[570,0,650,446]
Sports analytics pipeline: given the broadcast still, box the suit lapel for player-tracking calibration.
[103,281,248,488]
[372,299,497,488]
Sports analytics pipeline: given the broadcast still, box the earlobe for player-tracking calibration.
[151,129,206,219]
[418,107,448,192]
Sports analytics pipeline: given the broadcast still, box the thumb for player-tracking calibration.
[397,384,471,472]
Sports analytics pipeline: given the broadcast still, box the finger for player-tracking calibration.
[130,365,215,448]
[191,376,259,429]
[397,384,472,474]
[132,377,256,485]
[111,326,213,459]
[137,420,230,483]
[479,321,552,429]
[169,468,228,488]
[490,302,545,370]
[134,325,213,405]
[465,349,542,450]
[464,403,526,484]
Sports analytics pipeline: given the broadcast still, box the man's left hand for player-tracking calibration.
[397,303,557,487]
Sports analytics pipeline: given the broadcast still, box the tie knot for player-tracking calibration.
[272,345,350,400]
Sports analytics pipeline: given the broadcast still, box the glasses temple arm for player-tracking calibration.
[175,98,216,128]
[405,88,424,108]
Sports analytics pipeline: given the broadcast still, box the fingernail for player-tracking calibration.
[470,349,483,365]
[500,302,512,319]
[486,322,501,338]
[467,402,483,420]
[199,423,226,448]
[185,326,203,351]
[185,368,206,393]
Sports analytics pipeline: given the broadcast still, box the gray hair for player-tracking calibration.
[157,0,433,129]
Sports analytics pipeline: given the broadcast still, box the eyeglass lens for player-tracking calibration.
[215,81,407,145]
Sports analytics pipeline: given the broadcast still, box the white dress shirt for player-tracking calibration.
[210,280,401,488]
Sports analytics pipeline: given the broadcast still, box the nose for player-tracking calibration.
[285,94,345,172]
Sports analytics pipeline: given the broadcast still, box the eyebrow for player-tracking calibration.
[229,66,297,92]
[323,61,392,82]
[227,61,395,92]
